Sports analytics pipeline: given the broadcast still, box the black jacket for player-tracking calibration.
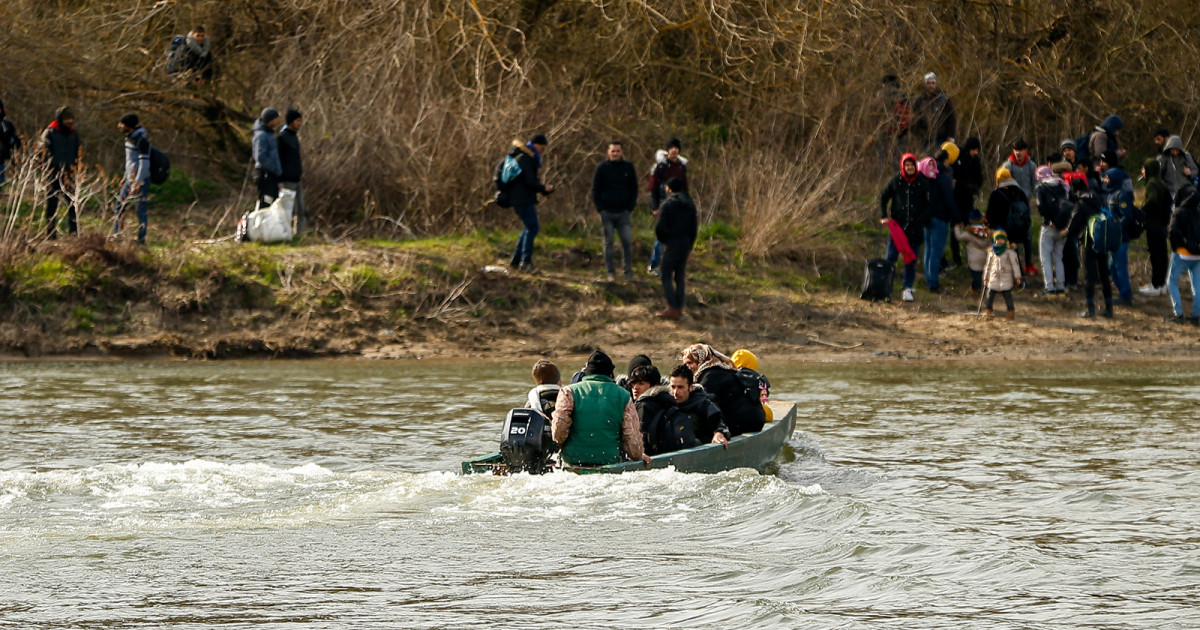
[953,153,983,221]
[696,367,764,437]
[0,99,20,162]
[655,191,698,256]
[986,184,1028,233]
[278,126,302,182]
[1169,186,1200,255]
[41,121,80,173]
[636,386,701,455]
[674,388,730,443]
[507,142,548,208]
[879,174,931,240]
[592,159,638,213]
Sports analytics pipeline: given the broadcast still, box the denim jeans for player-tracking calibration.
[600,210,633,275]
[114,180,149,243]
[1108,241,1132,301]
[1039,225,1066,291]
[1167,254,1200,317]
[649,240,663,269]
[886,237,920,289]
[923,218,949,289]
[511,204,539,266]
[0,161,6,186]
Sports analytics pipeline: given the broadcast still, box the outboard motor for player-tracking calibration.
[499,408,557,474]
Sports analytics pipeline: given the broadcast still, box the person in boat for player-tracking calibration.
[551,349,649,466]
[668,364,731,446]
[629,365,701,455]
[680,344,766,436]
[730,348,773,422]
[525,359,562,418]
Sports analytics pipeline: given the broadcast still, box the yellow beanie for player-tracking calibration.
[731,349,759,371]
[995,166,1013,187]
[940,141,959,164]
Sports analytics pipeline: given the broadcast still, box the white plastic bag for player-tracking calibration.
[246,188,295,243]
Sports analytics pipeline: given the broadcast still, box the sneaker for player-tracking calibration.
[902,288,915,302]
[943,262,959,272]
[1024,264,1038,275]
[1115,297,1133,307]
[648,265,660,277]
[1165,314,1185,324]
[1189,317,1200,326]
[606,272,617,282]
[1161,285,1172,296]
[655,308,682,319]
[1138,285,1162,296]
[927,285,944,295]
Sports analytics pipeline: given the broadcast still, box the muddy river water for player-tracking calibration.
[1,359,1197,628]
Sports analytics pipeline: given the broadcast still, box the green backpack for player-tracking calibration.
[1088,208,1121,254]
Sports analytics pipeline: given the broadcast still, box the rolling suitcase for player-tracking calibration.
[860,258,894,301]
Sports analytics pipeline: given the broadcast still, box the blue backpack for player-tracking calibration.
[1088,208,1121,253]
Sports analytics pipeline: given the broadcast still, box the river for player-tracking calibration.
[1,359,1197,628]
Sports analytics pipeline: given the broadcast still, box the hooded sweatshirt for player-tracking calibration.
[1169,185,1200,256]
[1088,115,1123,161]
[1102,167,1135,242]
[0,99,21,162]
[124,126,151,184]
[252,114,281,177]
[1002,151,1038,201]
[41,106,80,172]
[1142,158,1172,231]
[1157,135,1199,197]
[879,153,932,241]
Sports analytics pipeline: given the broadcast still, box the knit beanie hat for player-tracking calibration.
[665,137,682,150]
[940,141,960,164]
[626,354,652,376]
[119,113,139,128]
[665,177,685,193]
[968,209,984,224]
[55,106,75,122]
[1060,139,1077,151]
[992,229,1008,243]
[995,166,1013,187]
[529,133,548,146]
[924,72,938,83]
[730,349,759,371]
[583,349,615,377]
[260,108,280,124]
[285,108,302,125]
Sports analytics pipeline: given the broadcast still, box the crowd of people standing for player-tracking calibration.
[878,72,1200,324]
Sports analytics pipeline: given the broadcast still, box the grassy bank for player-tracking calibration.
[4,202,1200,363]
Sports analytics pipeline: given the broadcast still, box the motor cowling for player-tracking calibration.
[499,408,557,474]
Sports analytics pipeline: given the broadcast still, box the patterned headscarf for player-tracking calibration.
[680,343,735,377]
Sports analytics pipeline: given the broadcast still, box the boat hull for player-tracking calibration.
[462,402,796,475]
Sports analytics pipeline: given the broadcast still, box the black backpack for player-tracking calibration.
[642,406,702,455]
[1038,183,1072,229]
[165,35,187,74]
[149,146,170,185]
[1073,133,1092,163]
[1007,196,1031,235]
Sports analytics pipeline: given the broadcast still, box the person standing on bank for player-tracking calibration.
[252,108,283,209]
[591,141,638,281]
[647,138,688,276]
[1165,185,1200,325]
[508,133,554,273]
[40,106,81,239]
[113,114,151,244]
[1139,158,1173,297]
[277,108,308,235]
[880,153,932,302]
[912,72,956,152]
[1064,178,1114,318]
[0,99,22,187]
[654,177,697,319]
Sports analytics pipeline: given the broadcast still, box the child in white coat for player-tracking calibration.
[984,230,1023,319]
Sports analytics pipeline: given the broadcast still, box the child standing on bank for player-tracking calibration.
[984,230,1022,319]
[954,209,992,294]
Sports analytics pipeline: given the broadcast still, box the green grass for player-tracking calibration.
[152,169,222,206]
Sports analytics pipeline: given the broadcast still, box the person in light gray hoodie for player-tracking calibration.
[1002,139,1038,272]
[252,108,283,209]
[1157,135,1198,198]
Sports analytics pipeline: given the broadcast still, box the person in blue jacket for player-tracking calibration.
[1101,157,1135,305]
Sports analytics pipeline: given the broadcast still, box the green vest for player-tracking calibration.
[560,375,630,465]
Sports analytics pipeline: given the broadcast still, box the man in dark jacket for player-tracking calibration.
[630,365,703,455]
[113,113,151,244]
[40,106,81,239]
[912,72,956,152]
[252,108,283,209]
[0,99,21,187]
[1064,179,1113,318]
[1166,185,1200,324]
[879,153,931,302]
[924,149,957,293]
[179,26,214,82]
[654,178,697,319]
[667,364,730,446]
[950,137,983,268]
[507,133,554,273]
[1139,158,1173,297]
[591,141,638,281]
[277,108,308,235]
[647,137,688,275]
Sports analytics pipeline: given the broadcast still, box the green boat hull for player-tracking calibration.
[461,402,797,475]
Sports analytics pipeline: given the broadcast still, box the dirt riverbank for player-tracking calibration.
[2,230,1197,364]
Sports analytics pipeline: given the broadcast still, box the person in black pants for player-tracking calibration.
[654,178,697,319]
[1064,178,1113,318]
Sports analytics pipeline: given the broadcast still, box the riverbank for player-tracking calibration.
[2,222,1198,363]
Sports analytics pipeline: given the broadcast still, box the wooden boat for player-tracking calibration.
[461,401,797,475]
